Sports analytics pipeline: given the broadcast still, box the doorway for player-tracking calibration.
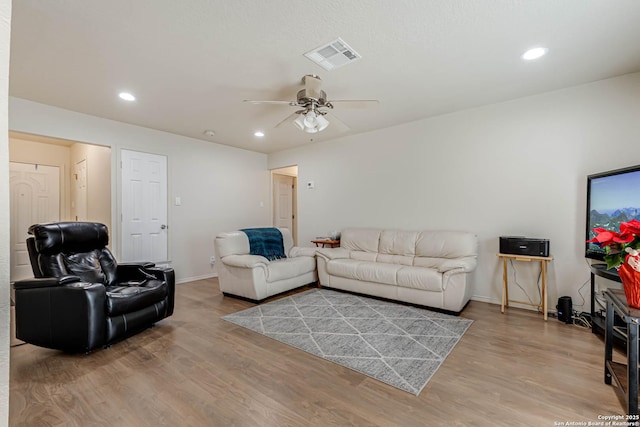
[9,162,60,281]
[8,132,112,281]
[272,166,298,244]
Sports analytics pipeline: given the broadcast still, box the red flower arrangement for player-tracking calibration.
[589,219,640,307]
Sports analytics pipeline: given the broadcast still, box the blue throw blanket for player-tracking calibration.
[240,227,287,261]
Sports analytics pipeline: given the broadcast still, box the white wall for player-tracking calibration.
[9,97,271,283]
[0,0,10,424]
[269,73,640,311]
[70,142,111,231]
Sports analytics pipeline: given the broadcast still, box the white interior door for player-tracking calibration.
[10,162,60,281]
[273,174,294,233]
[73,159,87,221]
[121,150,168,263]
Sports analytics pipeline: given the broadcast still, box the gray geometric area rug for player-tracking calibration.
[222,288,473,395]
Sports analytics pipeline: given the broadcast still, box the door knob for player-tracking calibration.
[161,224,167,230]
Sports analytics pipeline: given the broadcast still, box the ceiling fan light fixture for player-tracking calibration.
[303,110,319,128]
[315,114,329,132]
[294,110,330,133]
[293,114,306,131]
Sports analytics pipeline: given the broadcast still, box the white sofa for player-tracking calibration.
[214,228,317,301]
[316,228,478,313]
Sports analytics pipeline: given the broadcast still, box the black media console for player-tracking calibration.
[590,263,628,343]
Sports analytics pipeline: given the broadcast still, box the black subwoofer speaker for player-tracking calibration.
[557,296,573,324]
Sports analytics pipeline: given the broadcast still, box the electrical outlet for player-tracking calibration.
[209,256,215,265]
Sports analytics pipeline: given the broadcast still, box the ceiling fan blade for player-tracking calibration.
[243,100,296,105]
[328,100,379,109]
[303,74,323,99]
[274,112,299,128]
[324,112,350,133]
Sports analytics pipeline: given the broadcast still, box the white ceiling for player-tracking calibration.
[9,1,640,154]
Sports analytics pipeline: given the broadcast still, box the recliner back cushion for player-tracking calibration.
[29,222,119,284]
[63,250,106,284]
[40,248,118,286]
[30,222,109,255]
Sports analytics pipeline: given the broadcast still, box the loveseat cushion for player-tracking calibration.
[106,279,168,316]
[266,257,316,283]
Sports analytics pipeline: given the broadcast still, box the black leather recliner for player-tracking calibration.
[12,222,175,353]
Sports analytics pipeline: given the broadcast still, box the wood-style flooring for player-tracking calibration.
[10,278,626,426]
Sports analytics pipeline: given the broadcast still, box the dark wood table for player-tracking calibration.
[604,288,640,415]
[311,239,340,248]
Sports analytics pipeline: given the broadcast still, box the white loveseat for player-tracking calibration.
[214,228,317,301]
[316,228,478,313]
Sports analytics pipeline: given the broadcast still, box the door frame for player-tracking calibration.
[271,166,298,245]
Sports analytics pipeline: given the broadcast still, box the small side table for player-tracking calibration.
[604,288,639,416]
[311,239,340,248]
[498,253,553,321]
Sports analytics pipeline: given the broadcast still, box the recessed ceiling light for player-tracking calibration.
[203,130,216,137]
[118,92,136,101]
[254,131,265,137]
[521,47,548,61]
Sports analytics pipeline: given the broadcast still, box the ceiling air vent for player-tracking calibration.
[304,38,361,71]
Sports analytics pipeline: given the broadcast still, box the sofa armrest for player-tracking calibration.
[222,254,270,268]
[437,257,477,273]
[316,248,350,261]
[13,275,81,290]
[289,246,317,258]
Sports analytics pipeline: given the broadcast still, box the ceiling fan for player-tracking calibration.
[244,74,379,134]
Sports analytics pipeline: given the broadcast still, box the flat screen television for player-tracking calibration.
[586,164,640,260]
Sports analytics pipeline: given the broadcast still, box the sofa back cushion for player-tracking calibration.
[340,228,478,266]
[340,228,381,253]
[379,230,418,256]
[415,230,477,259]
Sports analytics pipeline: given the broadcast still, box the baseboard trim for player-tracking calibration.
[471,295,552,313]
[176,272,217,285]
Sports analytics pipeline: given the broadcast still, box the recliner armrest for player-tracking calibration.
[13,275,81,290]
[221,254,269,268]
[316,248,350,261]
[289,246,317,258]
[116,262,156,279]
[14,281,107,352]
